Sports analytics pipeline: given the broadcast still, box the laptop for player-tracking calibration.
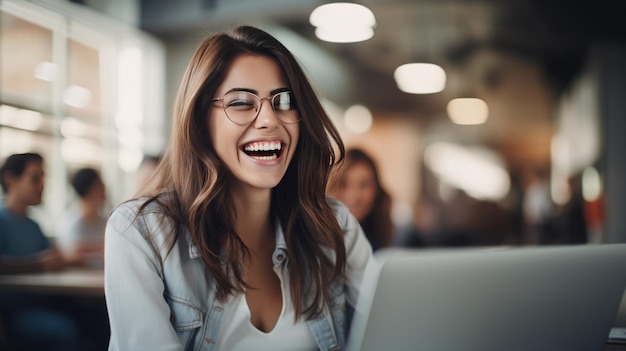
[347,244,626,351]
[609,289,626,343]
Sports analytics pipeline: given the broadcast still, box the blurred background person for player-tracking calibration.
[0,153,65,272]
[58,167,107,267]
[329,148,394,251]
[0,153,79,350]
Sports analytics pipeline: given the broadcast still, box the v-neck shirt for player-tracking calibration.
[217,249,317,350]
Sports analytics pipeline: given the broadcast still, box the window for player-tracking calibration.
[0,0,165,237]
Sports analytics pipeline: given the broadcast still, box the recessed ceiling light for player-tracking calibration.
[343,104,373,134]
[33,61,57,82]
[63,85,92,108]
[447,98,489,125]
[394,63,446,94]
[309,3,376,43]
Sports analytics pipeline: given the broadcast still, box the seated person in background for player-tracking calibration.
[0,153,65,273]
[329,148,394,251]
[59,167,107,267]
[0,152,80,350]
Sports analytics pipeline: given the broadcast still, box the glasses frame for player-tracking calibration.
[212,90,300,126]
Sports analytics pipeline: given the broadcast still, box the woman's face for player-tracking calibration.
[336,161,377,221]
[209,54,300,193]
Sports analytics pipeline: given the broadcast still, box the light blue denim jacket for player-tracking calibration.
[104,196,379,351]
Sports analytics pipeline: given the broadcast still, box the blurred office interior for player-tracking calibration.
[1,0,625,247]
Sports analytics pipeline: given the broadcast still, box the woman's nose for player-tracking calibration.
[253,99,279,128]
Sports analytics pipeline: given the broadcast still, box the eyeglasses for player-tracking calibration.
[212,90,300,126]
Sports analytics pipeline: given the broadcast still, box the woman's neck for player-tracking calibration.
[232,187,273,250]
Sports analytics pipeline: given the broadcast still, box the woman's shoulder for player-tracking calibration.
[325,194,347,213]
[111,197,162,218]
[325,195,371,255]
[107,196,179,244]
[325,195,356,227]
[108,196,175,231]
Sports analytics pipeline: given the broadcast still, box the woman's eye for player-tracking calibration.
[273,93,295,111]
[227,100,255,110]
[274,102,290,111]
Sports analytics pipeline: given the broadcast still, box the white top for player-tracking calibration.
[218,259,317,351]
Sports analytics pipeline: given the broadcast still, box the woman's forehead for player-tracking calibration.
[217,55,288,95]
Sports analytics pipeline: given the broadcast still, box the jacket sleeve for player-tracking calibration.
[328,196,381,308]
[104,203,183,351]
[328,197,382,351]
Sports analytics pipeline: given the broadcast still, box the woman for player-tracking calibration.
[104,26,378,351]
[330,148,393,251]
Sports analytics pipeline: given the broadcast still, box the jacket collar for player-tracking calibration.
[187,217,287,259]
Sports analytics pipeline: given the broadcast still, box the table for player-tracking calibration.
[0,267,104,297]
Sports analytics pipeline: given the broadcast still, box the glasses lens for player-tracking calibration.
[223,91,257,124]
[220,91,299,124]
[272,92,295,112]
[272,92,299,123]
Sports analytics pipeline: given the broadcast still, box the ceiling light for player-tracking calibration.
[343,104,373,134]
[33,61,57,82]
[309,3,376,43]
[0,105,43,131]
[394,63,446,94]
[61,137,102,164]
[314,26,374,43]
[550,134,570,205]
[582,166,602,202]
[15,109,43,131]
[63,85,92,108]
[447,98,489,125]
[118,147,144,173]
[60,117,86,137]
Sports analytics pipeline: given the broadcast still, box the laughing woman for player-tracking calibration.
[104,26,379,351]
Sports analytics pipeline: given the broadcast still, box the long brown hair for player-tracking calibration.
[135,26,346,320]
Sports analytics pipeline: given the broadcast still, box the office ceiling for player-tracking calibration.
[140,0,622,105]
[138,0,625,156]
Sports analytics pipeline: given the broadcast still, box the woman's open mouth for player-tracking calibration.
[242,141,284,160]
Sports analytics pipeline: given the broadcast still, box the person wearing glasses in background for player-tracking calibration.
[104,26,379,351]
[0,153,79,350]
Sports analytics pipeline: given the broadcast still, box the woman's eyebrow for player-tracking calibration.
[223,87,291,96]
[225,87,257,95]
[270,87,291,95]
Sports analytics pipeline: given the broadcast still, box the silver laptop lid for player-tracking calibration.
[348,244,626,351]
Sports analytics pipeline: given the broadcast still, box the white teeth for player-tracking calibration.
[255,155,278,160]
[244,141,282,152]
